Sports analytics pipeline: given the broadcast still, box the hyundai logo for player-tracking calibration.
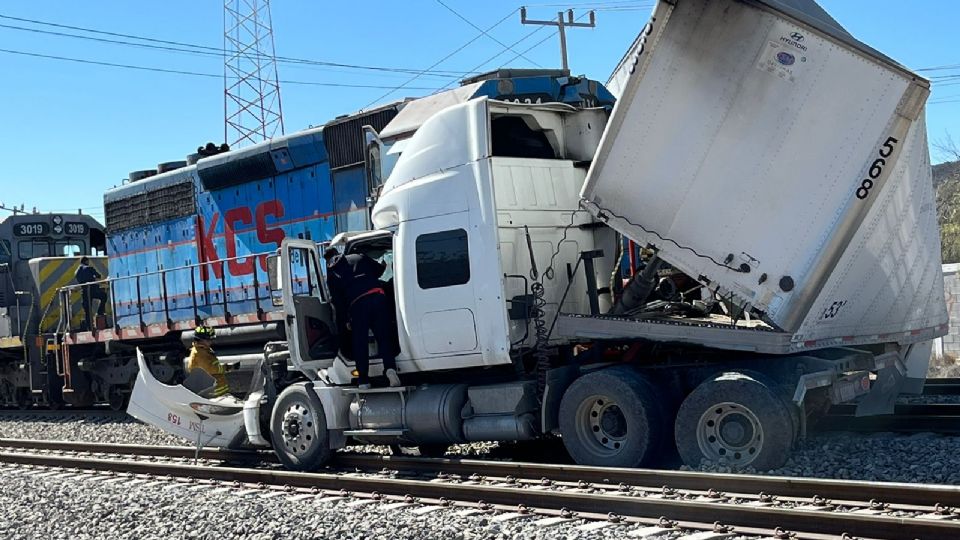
[790,32,804,41]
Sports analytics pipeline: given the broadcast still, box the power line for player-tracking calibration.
[434,0,541,67]
[363,8,520,108]
[0,12,474,78]
[0,203,35,215]
[0,47,442,90]
[433,23,553,93]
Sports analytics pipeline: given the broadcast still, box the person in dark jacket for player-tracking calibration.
[324,247,400,389]
[75,256,107,330]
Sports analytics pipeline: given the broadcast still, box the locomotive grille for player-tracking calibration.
[105,181,196,232]
[323,108,399,170]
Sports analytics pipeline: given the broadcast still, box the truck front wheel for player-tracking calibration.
[270,383,332,471]
[674,371,792,471]
[559,367,665,467]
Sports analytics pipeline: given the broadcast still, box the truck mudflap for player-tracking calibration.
[127,349,248,449]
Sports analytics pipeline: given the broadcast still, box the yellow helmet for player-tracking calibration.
[194,326,216,340]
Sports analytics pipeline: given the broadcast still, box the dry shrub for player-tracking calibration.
[929,353,960,378]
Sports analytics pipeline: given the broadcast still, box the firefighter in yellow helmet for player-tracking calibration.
[186,326,229,397]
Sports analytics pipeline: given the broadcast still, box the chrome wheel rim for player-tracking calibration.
[696,401,763,466]
[281,401,319,456]
[575,395,628,457]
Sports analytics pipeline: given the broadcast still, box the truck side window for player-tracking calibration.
[415,229,470,289]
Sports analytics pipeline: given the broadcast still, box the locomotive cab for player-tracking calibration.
[0,213,107,407]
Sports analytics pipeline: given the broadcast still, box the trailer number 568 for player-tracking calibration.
[855,136,898,200]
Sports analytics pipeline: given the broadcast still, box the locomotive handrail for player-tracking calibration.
[56,248,286,334]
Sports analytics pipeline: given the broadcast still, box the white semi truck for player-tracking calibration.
[129,0,947,471]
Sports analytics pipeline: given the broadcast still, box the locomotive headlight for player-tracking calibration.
[53,215,63,225]
[53,225,63,235]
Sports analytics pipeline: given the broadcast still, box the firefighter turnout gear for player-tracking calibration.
[186,338,229,398]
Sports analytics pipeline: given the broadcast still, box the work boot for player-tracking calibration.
[385,369,401,388]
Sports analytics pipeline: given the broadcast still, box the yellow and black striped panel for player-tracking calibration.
[28,257,110,333]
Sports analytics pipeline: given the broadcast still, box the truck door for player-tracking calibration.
[279,239,338,373]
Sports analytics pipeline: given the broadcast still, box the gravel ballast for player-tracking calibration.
[694,431,960,484]
[0,414,189,447]
[0,464,724,540]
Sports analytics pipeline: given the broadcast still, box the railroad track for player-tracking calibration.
[0,439,958,539]
[922,377,960,396]
[819,403,960,434]
[818,378,960,434]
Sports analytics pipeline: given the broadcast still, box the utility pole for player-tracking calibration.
[520,8,596,72]
[0,203,28,215]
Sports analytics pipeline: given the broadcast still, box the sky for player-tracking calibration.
[0,0,957,223]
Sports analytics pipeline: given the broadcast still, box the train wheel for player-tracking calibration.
[270,383,332,471]
[559,366,666,468]
[15,389,31,410]
[674,371,793,471]
[107,386,127,411]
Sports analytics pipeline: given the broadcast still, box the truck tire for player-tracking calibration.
[674,371,793,471]
[559,367,665,467]
[270,383,332,471]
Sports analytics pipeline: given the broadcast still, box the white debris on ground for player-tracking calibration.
[0,464,737,540]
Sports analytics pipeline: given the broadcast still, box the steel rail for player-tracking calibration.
[922,378,960,395]
[2,438,960,509]
[0,448,956,539]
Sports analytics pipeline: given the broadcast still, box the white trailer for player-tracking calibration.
[129,0,946,471]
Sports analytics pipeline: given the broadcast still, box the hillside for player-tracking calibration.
[935,160,960,186]
[935,160,960,263]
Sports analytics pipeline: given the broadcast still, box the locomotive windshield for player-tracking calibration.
[2,214,105,260]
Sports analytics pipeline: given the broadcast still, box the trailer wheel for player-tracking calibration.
[675,371,792,471]
[559,367,665,468]
[270,384,332,471]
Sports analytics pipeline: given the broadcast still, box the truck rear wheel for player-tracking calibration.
[559,367,665,468]
[675,371,792,471]
[270,383,332,471]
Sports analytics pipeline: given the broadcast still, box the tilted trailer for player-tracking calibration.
[129,0,946,471]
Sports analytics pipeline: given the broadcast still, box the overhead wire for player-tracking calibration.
[433,0,541,67]
[433,25,550,92]
[363,7,520,107]
[0,13,474,78]
[0,47,442,90]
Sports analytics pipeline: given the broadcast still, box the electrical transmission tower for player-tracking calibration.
[223,0,285,147]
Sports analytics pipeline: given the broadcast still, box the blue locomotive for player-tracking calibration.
[48,69,615,407]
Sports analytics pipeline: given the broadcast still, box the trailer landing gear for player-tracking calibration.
[674,371,793,471]
[270,383,331,471]
[559,367,666,468]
